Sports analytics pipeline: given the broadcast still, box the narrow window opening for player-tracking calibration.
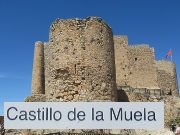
[74,64,77,74]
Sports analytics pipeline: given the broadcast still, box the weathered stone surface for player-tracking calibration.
[156,60,179,96]
[115,38,159,90]
[25,94,46,102]
[114,36,179,96]
[128,45,159,89]
[114,36,130,87]
[120,90,180,127]
[31,41,45,95]
[44,17,117,102]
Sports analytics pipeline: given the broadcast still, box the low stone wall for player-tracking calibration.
[119,91,180,127]
[117,86,164,97]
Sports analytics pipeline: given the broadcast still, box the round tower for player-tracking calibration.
[31,41,45,95]
[46,17,117,101]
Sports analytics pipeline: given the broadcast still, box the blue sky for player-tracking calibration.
[0,0,180,115]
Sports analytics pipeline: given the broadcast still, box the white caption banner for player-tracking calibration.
[4,102,164,129]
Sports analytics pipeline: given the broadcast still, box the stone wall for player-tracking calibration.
[155,60,179,96]
[119,90,180,127]
[44,17,117,102]
[114,36,130,87]
[114,38,161,90]
[127,45,159,89]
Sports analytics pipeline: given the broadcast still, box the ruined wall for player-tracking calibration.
[155,60,179,96]
[114,36,130,87]
[31,41,45,95]
[45,17,117,102]
[114,37,160,90]
[120,91,180,127]
[127,45,159,89]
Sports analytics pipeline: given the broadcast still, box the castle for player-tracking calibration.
[2,16,178,135]
[28,16,179,103]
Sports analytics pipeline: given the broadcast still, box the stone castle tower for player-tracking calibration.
[27,17,179,103]
[30,17,117,102]
[156,60,179,96]
[114,36,179,97]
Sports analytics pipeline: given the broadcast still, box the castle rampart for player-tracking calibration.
[155,60,179,96]
[114,36,130,87]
